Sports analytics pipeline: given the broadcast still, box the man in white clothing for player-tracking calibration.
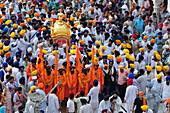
[47,87,60,113]
[124,79,138,113]
[87,79,100,113]
[162,77,170,112]
[98,95,111,113]
[80,99,93,113]
[109,91,122,113]
[74,91,89,113]
[16,66,27,88]
[67,93,75,113]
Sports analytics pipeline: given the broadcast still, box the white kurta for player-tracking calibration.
[109,96,122,113]
[152,78,163,96]
[80,104,93,113]
[87,82,100,113]
[98,100,111,113]
[124,85,138,113]
[47,94,59,113]
[162,82,170,112]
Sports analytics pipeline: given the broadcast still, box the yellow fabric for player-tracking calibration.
[139,48,144,53]
[5,20,11,25]
[71,49,76,54]
[71,45,76,49]
[156,66,162,71]
[0,43,4,48]
[121,43,126,48]
[157,74,163,79]
[139,91,144,96]
[101,46,106,50]
[108,54,114,60]
[153,51,159,55]
[156,54,161,60]
[124,49,129,54]
[126,53,131,59]
[130,57,135,62]
[10,32,15,38]
[141,105,148,111]
[116,40,121,44]
[42,50,48,54]
[20,30,26,35]
[94,57,99,63]
[146,65,153,71]
[13,24,18,28]
[3,46,10,51]
[130,64,135,68]
[95,49,101,53]
[126,43,131,48]
[143,35,148,40]
[95,41,101,45]
[163,66,169,72]
[88,52,92,56]
[79,40,84,44]
[119,65,124,69]
[31,86,37,91]
[32,70,38,76]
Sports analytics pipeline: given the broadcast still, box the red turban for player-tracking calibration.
[127,79,133,85]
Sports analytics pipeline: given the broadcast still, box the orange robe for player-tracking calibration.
[42,70,54,94]
[56,73,66,101]
[67,70,77,96]
[90,67,104,93]
[78,73,90,95]
[26,63,36,77]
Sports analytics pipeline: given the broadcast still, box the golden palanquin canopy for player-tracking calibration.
[51,12,71,47]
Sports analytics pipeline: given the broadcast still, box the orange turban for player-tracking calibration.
[143,35,148,40]
[116,57,122,62]
[20,23,25,26]
[27,10,31,14]
[151,39,155,43]
[90,1,94,4]
[139,91,144,96]
[34,13,40,17]
[5,52,11,57]
[90,7,94,11]
[38,83,44,89]
[167,98,170,104]
[116,40,121,44]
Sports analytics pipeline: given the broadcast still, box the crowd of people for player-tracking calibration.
[0,0,169,113]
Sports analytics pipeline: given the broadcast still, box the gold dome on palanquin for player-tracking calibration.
[52,12,71,36]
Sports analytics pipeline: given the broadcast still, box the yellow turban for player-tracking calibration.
[95,41,101,45]
[42,50,48,54]
[20,30,26,35]
[95,49,101,53]
[71,45,76,49]
[0,50,4,55]
[124,49,129,54]
[107,54,114,60]
[141,105,148,111]
[32,70,38,76]
[156,54,161,60]
[88,52,92,56]
[156,66,162,71]
[3,46,10,52]
[163,66,169,72]
[121,43,126,48]
[139,91,144,96]
[157,74,163,79]
[31,86,37,91]
[70,17,75,21]
[146,65,153,71]
[10,32,15,38]
[71,50,76,55]
[0,43,4,48]
[113,49,117,53]
[119,65,124,69]
[139,48,144,53]
[130,64,136,68]
[52,50,58,55]
[27,18,32,22]
[13,24,18,28]
[94,57,99,63]
[126,43,131,48]
[101,46,106,50]
[99,53,104,58]
[126,53,131,59]
[153,51,159,55]
[130,57,135,62]
[5,20,11,25]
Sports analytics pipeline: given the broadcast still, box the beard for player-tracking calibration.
[166,82,169,85]
[71,71,74,74]
[157,79,162,83]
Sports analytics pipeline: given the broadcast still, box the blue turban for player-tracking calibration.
[88,40,93,44]
[109,60,114,63]
[4,40,10,46]
[147,81,153,88]
[3,27,8,32]
[2,62,8,68]
[158,32,162,35]
[93,80,98,86]
[129,72,134,79]
[128,60,133,64]
[53,43,58,48]
[38,37,43,40]
[71,34,76,38]
[166,77,170,81]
